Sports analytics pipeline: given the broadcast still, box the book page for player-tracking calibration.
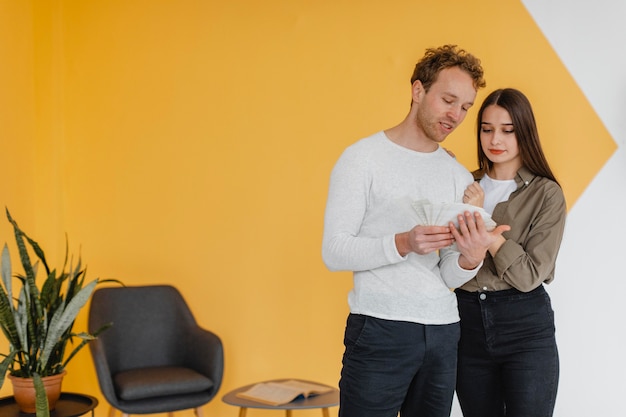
[412,200,496,231]
[235,380,333,406]
[277,380,333,395]
[236,382,303,406]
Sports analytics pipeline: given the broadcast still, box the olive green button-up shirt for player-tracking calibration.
[458,166,567,293]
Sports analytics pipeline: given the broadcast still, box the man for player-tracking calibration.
[322,45,510,417]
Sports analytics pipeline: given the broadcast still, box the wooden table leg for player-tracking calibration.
[321,407,330,417]
[238,407,248,417]
[286,410,293,417]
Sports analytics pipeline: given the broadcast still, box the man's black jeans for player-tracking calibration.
[339,314,460,417]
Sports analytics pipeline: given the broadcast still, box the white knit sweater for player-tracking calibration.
[322,131,479,324]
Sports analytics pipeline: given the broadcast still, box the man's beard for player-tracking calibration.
[415,110,452,144]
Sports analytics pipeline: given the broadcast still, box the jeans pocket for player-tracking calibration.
[342,314,367,361]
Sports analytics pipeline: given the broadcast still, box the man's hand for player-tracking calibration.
[396,225,455,257]
[451,211,510,269]
[463,181,485,207]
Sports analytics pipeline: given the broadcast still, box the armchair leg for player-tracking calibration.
[106,405,204,417]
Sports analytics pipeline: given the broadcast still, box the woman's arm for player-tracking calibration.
[492,184,567,292]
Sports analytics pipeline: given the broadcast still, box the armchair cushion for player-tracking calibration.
[114,366,214,401]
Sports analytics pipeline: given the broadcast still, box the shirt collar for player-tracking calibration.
[515,166,536,189]
[473,166,536,189]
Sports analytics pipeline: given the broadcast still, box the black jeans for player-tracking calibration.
[455,286,559,417]
[339,314,460,417]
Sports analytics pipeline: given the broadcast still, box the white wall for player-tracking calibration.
[453,1,626,416]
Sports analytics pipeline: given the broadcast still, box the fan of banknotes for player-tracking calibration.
[411,200,497,231]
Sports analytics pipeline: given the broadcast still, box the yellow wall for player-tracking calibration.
[0,1,615,416]
[0,0,37,400]
[0,1,37,229]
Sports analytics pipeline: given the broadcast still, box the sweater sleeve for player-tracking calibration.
[321,147,405,272]
[439,246,482,288]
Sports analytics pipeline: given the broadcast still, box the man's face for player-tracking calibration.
[415,66,478,144]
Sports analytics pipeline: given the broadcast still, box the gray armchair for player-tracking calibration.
[88,285,224,417]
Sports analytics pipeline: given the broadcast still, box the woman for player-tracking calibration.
[455,88,566,417]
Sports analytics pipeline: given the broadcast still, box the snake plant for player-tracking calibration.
[0,208,112,417]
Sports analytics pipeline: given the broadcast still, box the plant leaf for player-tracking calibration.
[22,234,51,277]
[33,373,50,417]
[0,291,18,351]
[1,244,12,304]
[15,289,28,355]
[0,244,22,354]
[6,210,38,290]
[0,351,18,390]
[0,246,20,353]
[39,280,98,369]
[61,324,111,368]
[6,210,45,354]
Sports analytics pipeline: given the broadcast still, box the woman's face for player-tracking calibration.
[480,104,522,170]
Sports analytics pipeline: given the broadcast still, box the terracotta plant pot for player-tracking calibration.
[8,371,66,413]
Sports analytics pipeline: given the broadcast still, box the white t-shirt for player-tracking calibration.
[480,174,517,215]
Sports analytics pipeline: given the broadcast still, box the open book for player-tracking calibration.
[411,200,496,231]
[235,379,334,406]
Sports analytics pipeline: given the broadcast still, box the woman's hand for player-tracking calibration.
[463,181,485,207]
[451,211,510,270]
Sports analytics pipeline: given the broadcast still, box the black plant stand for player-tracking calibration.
[0,392,98,417]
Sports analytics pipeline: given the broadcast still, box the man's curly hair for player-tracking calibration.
[411,44,486,92]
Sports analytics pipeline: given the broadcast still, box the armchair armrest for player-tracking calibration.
[89,337,122,407]
[184,326,224,396]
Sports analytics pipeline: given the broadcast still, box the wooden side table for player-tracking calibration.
[0,392,98,417]
[222,379,339,417]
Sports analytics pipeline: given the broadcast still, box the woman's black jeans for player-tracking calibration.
[455,286,559,417]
